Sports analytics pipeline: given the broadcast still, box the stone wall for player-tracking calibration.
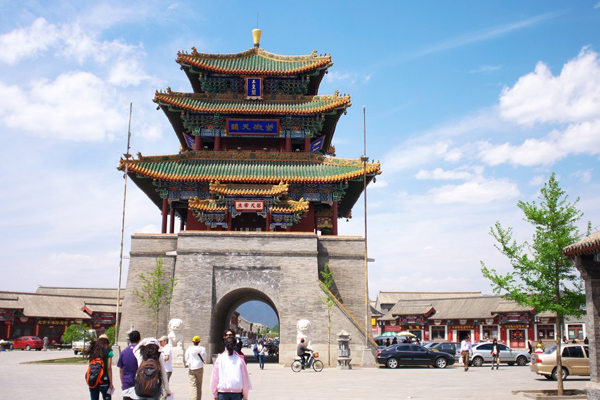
[572,254,600,400]
[119,231,372,365]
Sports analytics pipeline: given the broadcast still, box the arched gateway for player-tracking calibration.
[118,31,380,366]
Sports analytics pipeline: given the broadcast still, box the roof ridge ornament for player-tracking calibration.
[252,28,262,48]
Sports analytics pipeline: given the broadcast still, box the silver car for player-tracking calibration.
[469,342,531,366]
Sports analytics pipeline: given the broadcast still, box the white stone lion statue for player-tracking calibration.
[296,319,312,348]
[167,318,184,349]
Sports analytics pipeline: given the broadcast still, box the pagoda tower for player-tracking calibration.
[119,30,381,234]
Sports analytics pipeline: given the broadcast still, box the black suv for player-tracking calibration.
[425,342,460,361]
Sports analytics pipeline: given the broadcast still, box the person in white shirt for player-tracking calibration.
[211,336,251,400]
[185,335,207,400]
[460,335,473,372]
[159,336,173,381]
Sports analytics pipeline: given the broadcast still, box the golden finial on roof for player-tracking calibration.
[136,152,143,159]
[191,47,198,55]
[334,90,339,97]
[252,28,262,48]
[166,87,172,94]
[311,49,318,57]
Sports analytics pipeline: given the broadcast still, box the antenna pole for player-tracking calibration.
[115,102,133,346]
[362,105,369,349]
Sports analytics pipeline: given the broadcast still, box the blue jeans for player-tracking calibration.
[218,393,242,400]
[258,354,265,369]
[89,378,111,400]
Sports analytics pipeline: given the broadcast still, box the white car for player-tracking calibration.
[470,342,531,366]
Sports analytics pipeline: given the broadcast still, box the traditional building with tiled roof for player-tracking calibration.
[0,287,122,343]
[120,30,380,233]
[372,292,587,349]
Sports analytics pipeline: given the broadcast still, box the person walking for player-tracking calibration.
[491,338,500,370]
[527,339,533,355]
[133,337,171,399]
[185,335,207,400]
[159,336,173,381]
[257,340,267,370]
[84,334,114,400]
[211,336,251,400]
[460,335,473,372]
[118,330,140,400]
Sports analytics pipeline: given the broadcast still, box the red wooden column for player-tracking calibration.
[194,135,202,151]
[169,207,175,234]
[266,212,271,231]
[227,212,232,231]
[332,201,338,236]
[285,136,292,152]
[214,135,221,151]
[161,198,169,234]
[304,137,310,152]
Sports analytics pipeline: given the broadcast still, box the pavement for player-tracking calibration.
[0,348,590,399]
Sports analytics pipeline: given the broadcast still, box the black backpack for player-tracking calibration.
[85,357,105,388]
[134,358,162,398]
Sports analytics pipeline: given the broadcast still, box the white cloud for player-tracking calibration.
[0,18,60,65]
[478,48,600,167]
[478,119,600,166]
[0,72,126,141]
[0,18,152,87]
[323,70,372,86]
[413,12,557,58]
[595,2,600,9]
[415,167,483,181]
[470,65,502,74]
[528,175,546,186]
[499,48,600,125]
[428,179,520,204]
[571,169,592,184]
[383,141,460,173]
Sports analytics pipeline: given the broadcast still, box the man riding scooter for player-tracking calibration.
[297,338,312,369]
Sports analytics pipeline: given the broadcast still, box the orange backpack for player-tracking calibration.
[85,357,105,388]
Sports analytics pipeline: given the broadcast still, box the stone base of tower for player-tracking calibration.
[118,231,377,366]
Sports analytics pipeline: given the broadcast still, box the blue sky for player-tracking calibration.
[0,1,599,299]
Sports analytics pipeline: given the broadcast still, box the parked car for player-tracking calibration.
[530,344,590,380]
[426,342,461,361]
[377,343,455,369]
[470,342,531,366]
[12,336,43,351]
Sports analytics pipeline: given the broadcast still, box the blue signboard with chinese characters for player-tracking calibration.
[226,119,280,135]
[310,136,324,153]
[246,77,262,99]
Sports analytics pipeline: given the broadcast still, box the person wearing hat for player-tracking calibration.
[159,335,173,381]
[185,335,207,400]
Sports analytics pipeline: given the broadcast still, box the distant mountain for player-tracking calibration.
[236,301,278,328]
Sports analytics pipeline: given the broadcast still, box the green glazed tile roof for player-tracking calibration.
[177,47,332,75]
[154,91,351,115]
[120,151,380,184]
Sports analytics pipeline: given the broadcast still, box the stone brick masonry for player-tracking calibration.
[119,231,375,366]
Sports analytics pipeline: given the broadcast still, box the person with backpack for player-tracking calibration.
[84,334,114,400]
[185,335,207,400]
[133,337,171,399]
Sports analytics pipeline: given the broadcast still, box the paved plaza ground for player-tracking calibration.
[0,349,590,399]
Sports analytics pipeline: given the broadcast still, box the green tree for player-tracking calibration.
[481,173,586,395]
[105,326,116,346]
[133,257,177,338]
[62,323,92,344]
[271,323,279,334]
[320,263,336,366]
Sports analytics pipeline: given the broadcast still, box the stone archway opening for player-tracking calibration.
[210,287,279,362]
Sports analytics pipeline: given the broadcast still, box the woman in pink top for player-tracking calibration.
[211,336,251,400]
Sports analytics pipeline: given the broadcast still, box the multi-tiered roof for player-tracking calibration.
[120,31,380,233]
